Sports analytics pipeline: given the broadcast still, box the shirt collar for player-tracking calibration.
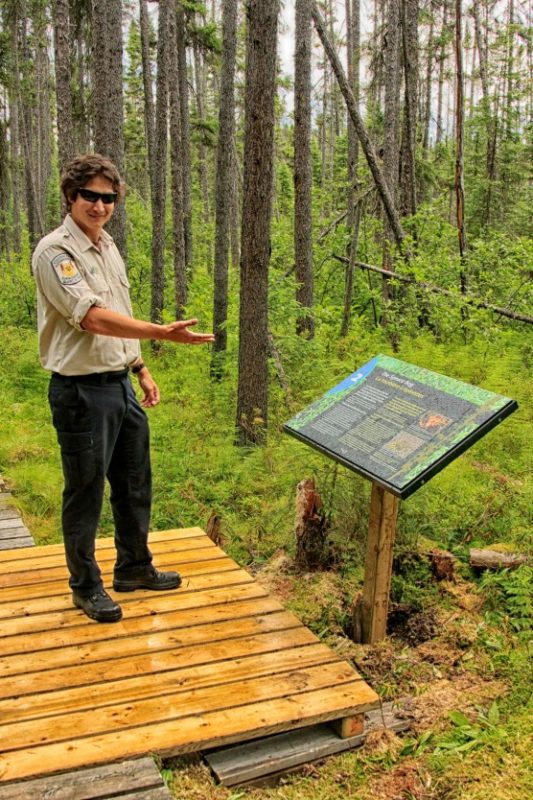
[63,215,114,252]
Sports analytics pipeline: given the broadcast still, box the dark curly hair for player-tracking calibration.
[61,154,125,210]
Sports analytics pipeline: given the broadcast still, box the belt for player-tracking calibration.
[52,368,129,385]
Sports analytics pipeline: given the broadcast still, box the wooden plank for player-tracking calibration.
[0,604,298,679]
[0,556,237,609]
[0,545,228,588]
[0,535,219,574]
[0,567,252,620]
[0,538,34,550]
[0,757,170,800]
[0,583,275,655]
[0,518,25,531]
[0,619,313,699]
[0,527,206,563]
[0,577,262,638]
[358,483,399,644]
[0,528,31,540]
[0,643,345,724]
[205,703,409,786]
[0,510,22,521]
[0,681,379,783]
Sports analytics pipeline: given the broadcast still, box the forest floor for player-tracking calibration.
[161,550,532,800]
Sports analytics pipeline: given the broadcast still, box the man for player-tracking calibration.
[32,153,214,623]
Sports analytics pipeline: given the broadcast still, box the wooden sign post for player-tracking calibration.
[284,355,517,643]
[356,484,399,643]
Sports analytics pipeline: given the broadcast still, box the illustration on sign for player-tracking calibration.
[283,355,518,498]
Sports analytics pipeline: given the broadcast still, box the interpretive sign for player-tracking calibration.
[284,355,518,499]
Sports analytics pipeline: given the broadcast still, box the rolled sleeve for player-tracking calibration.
[33,246,108,330]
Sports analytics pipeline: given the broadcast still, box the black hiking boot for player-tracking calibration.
[72,589,122,623]
[113,565,182,592]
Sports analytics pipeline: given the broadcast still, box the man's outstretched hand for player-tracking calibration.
[163,318,215,345]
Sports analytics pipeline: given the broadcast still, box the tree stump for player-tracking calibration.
[429,548,456,581]
[294,479,329,570]
[206,511,224,547]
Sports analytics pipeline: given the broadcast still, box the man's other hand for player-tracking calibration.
[138,368,161,408]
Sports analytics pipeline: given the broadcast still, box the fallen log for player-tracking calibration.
[469,548,529,570]
[331,254,533,324]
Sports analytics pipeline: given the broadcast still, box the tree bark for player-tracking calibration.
[454,0,468,268]
[193,38,210,223]
[340,0,361,338]
[212,0,238,373]
[236,0,279,446]
[91,0,126,257]
[150,0,171,328]
[53,0,76,182]
[176,4,193,269]
[294,0,314,339]
[400,0,418,220]
[168,1,187,320]
[140,0,156,196]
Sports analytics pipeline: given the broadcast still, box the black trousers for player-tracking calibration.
[48,371,152,596]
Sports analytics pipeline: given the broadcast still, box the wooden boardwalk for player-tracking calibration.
[0,480,34,550]
[0,527,379,787]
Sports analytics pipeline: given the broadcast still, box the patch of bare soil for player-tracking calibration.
[365,760,435,800]
[253,548,295,601]
[398,674,507,733]
[387,604,440,646]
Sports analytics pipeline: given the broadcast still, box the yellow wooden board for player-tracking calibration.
[0,528,379,785]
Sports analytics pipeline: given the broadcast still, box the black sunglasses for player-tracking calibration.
[78,188,118,204]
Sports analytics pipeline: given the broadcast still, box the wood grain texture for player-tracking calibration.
[0,528,379,784]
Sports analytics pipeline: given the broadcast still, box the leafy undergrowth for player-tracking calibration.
[161,557,532,800]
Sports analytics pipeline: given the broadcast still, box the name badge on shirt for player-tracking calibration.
[51,253,83,286]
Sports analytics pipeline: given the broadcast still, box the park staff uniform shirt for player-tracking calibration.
[32,215,141,375]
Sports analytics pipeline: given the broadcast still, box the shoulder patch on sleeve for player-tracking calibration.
[50,253,83,286]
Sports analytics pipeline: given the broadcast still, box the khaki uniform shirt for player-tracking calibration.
[32,215,141,375]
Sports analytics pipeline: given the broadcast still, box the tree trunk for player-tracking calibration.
[140,0,156,196]
[400,0,418,220]
[193,39,210,223]
[168,2,187,320]
[176,5,193,269]
[311,2,407,252]
[53,0,75,181]
[212,0,238,373]
[340,0,361,338]
[294,0,314,339]
[0,116,9,255]
[235,0,279,446]
[436,0,450,144]
[454,0,468,267]
[472,0,497,228]
[150,0,171,328]
[91,0,126,257]
[422,0,435,156]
